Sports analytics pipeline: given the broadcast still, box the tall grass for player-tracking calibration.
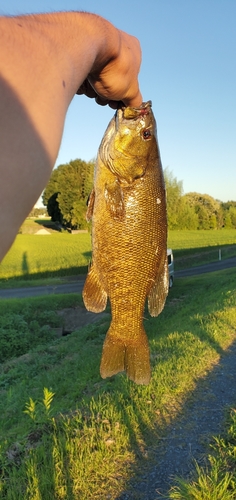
[0,268,236,498]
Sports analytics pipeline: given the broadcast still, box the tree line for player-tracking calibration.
[42,160,236,231]
[165,168,236,230]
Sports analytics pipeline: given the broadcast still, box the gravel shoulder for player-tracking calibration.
[117,340,236,499]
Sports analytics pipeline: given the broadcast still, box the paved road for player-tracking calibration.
[0,257,235,300]
[175,256,236,277]
[0,279,85,300]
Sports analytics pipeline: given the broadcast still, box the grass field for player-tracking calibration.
[169,229,236,269]
[0,232,91,282]
[0,268,236,498]
[0,221,236,498]
[0,221,236,284]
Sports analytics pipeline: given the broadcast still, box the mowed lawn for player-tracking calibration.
[0,232,92,280]
[0,226,236,281]
[168,228,236,250]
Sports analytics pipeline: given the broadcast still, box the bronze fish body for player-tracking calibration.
[83,101,168,385]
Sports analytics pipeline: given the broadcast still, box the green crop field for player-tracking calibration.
[0,223,236,283]
[0,232,92,282]
[169,228,236,250]
[169,229,236,269]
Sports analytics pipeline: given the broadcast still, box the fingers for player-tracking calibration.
[77,80,142,109]
[121,89,143,108]
[77,28,143,109]
[76,80,97,99]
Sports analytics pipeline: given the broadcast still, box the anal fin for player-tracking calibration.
[82,265,107,313]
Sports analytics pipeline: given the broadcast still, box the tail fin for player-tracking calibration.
[100,324,151,385]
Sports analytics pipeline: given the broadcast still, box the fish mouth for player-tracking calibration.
[122,100,152,120]
[115,100,152,130]
[99,100,154,180]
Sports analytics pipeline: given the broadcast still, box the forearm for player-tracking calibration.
[0,12,141,261]
[0,13,122,162]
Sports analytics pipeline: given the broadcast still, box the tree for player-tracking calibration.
[183,192,222,229]
[163,168,199,229]
[42,166,62,222]
[164,167,183,229]
[175,197,199,230]
[224,211,232,229]
[221,201,236,229]
[229,207,236,228]
[43,159,94,229]
[28,207,48,217]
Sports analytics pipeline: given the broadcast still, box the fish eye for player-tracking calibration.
[142,129,151,140]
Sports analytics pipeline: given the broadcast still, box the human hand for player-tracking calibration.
[77,29,142,109]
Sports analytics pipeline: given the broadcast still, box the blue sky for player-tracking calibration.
[2,0,236,203]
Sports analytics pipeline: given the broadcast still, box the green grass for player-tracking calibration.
[168,229,236,250]
[0,268,236,498]
[169,409,236,499]
[168,229,236,269]
[0,227,236,286]
[0,232,91,282]
[19,218,58,235]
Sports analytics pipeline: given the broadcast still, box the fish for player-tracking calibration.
[82,101,168,385]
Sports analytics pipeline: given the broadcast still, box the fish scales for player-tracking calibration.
[83,101,168,385]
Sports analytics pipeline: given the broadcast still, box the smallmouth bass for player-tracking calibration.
[83,101,168,385]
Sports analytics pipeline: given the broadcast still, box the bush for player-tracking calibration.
[0,309,61,362]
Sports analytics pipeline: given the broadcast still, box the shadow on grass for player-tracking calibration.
[115,339,236,499]
[1,270,236,499]
[113,275,236,498]
[0,263,90,287]
[34,218,60,229]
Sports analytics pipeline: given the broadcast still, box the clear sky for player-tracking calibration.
[2,0,236,203]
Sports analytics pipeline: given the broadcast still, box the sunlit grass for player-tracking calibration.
[168,229,236,251]
[0,228,236,284]
[0,232,92,281]
[0,268,236,498]
[168,229,236,269]
[169,409,236,499]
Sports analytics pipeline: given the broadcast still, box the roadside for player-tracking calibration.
[175,256,236,277]
[0,256,235,498]
[0,275,86,299]
[0,258,236,299]
[117,340,236,499]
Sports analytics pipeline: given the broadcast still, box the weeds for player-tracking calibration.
[0,297,79,363]
[0,266,235,497]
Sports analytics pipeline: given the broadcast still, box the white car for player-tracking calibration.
[167,249,174,287]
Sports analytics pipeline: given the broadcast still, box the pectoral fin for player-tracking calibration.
[86,188,95,221]
[148,256,169,317]
[82,264,107,313]
[104,180,125,220]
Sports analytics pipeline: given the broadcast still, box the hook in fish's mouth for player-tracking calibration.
[122,101,152,120]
